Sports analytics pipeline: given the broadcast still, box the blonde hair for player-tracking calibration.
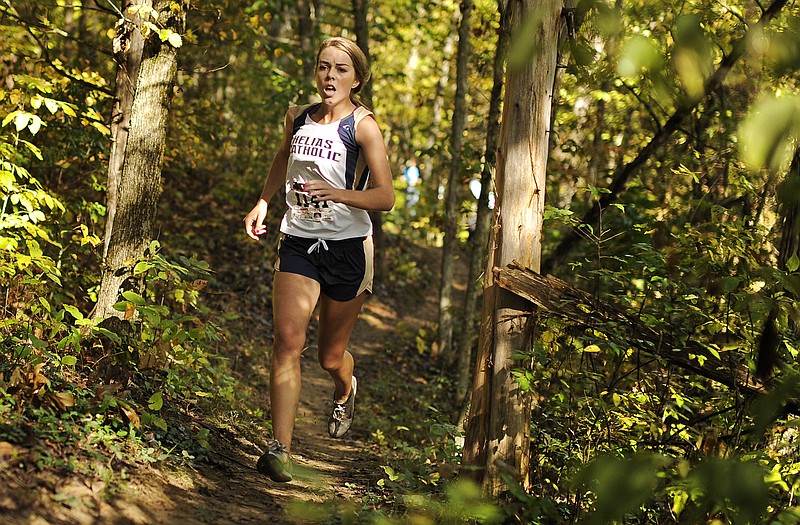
[316,37,371,107]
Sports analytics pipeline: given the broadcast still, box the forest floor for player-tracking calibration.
[3,236,468,525]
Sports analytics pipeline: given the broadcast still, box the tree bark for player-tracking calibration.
[769,147,800,359]
[778,148,800,272]
[103,0,147,261]
[352,0,386,283]
[462,0,562,496]
[94,0,188,320]
[456,0,512,405]
[297,0,318,80]
[437,0,473,358]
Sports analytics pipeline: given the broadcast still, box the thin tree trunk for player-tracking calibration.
[778,148,800,272]
[462,0,562,496]
[102,0,147,261]
[437,0,473,358]
[297,0,317,80]
[94,0,188,320]
[352,0,386,283]
[755,149,800,379]
[423,20,457,217]
[456,0,512,406]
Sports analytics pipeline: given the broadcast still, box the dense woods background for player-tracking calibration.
[2,0,800,523]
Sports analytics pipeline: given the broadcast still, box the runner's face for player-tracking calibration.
[316,47,359,105]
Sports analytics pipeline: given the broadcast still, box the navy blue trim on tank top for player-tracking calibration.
[337,114,359,190]
[293,103,320,135]
[290,103,371,192]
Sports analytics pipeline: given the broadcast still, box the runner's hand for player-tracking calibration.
[303,180,341,204]
[244,199,268,240]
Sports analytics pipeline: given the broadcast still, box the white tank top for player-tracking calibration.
[280,103,373,240]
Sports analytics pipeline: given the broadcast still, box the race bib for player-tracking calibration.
[290,177,334,222]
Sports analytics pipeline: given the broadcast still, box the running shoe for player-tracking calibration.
[256,439,293,482]
[328,376,357,438]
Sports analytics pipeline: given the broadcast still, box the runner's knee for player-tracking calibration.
[317,349,345,372]
[272,332,306,362]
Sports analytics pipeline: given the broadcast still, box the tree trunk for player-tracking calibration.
[778,148,800,272]
[462,0,563,496]
[456,0,512,405]
[94,0,188,320]
[102,0,146,261]
[297,0,318,80]
[423,20,458,222]
[436,0,473,358]
[352,0,386,283]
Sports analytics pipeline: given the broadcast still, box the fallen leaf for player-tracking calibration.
[47,392,76,412]
[0,441,17,459]
[120,405,140,429]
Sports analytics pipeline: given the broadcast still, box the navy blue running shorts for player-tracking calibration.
[274,234,374,302]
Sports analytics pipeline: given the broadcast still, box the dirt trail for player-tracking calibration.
[5,245,461,525]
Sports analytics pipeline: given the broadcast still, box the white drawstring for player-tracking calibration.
[307,239,329,254]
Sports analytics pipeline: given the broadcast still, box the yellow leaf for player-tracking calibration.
[168,32,183,48]
[47,391,75,411]
[14,112,30,132]
[583,344,601,353]
[0,441,17,459]
[120,405,140,429]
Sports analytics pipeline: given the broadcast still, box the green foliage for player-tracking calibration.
[285,479,502,525]
[739,93,800,172]
[112,240,233,414]
[0,80,69,290]
[572,452,787,525]
[4,0,800,522]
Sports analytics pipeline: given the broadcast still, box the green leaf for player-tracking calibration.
[27,115,43,135]
[61,355,77,366]
[507,5,548,71]
[688,459,770,525]
[133,261,152,275]
[719,276,740,293]
[617,35,662,77]
[787,254,800,273]
[121,291,146,305]
[0,170,13,191]
[59,103,77,118]
[1,112,14,128]
[148,391,163,411]
[574,453,669,524]
[35,296,50,312]
[739,94,800,172]
[63,304,84,321]
[672,15,712,100]
[44,98,60,114]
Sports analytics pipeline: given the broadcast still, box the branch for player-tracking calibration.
[542,0,791,275]
[8,7,114,96]
[494,263,766,397]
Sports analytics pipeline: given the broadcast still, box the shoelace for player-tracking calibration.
[268,439,287,454]
[307,239,329,254]
[331,402,346,421]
